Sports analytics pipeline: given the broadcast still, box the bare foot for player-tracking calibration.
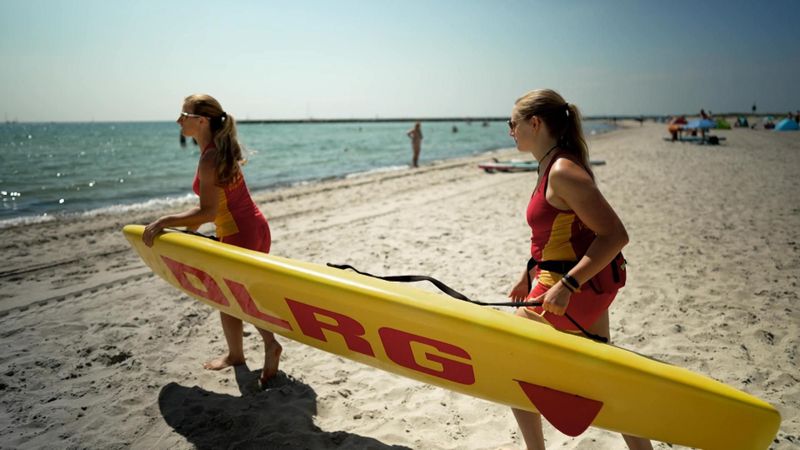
[260,340,282,384]
[203,354,245,371]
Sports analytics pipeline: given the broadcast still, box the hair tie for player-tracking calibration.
[564,103,570,117]
[221,111,228,121]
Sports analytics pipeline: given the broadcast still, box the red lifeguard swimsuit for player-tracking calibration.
[525,152,615,331]
[193,146,271,253]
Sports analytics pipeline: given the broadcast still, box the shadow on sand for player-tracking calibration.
[159,364,411,449]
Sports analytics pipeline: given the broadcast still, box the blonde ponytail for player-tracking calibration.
[212,112,244,186]
[515,89,592,178]
[185,94,245,186]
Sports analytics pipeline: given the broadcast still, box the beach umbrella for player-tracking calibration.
[775,118,799,131]
[684,119,716,130]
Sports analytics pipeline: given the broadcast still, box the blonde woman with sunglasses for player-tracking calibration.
[144,94,281,386]
[507,89,652,450]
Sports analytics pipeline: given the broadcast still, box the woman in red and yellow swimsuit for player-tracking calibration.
[506,89,652,450]
[143,94,281,385]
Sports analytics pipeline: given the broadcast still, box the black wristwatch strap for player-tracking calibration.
[562,274,580,291]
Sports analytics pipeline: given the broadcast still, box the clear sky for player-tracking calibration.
[1,0,798,122]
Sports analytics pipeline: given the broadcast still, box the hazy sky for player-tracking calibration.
[2,0,798,122]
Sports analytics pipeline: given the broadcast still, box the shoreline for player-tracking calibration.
[0,142,534,317]
[0,145,517,231]
[1,118,625,230]
[0,120,622,227]
[1,122,797,449]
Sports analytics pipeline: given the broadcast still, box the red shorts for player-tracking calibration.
[220,219,271,254]
[526,282,617,332]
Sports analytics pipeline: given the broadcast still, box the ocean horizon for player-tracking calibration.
[0,119,615,228]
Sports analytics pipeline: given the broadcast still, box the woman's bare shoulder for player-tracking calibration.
[550,157,594,187]
[197,150,218,178]
[551,156,589,175]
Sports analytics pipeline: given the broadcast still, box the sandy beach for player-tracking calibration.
[1,122,798,449]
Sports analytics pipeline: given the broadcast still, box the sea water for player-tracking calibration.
[0,120,614,227]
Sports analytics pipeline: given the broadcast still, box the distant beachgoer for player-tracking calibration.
[752,103,757,113]
[668,115,687,141]
[143,94,282,385]
[406,121,423,168]
[452,125,459,133]
[506,88,653,450]
[700,109,709,119]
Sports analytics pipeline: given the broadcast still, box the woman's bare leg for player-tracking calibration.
[512,408,546,450]
[511,308,548,449]
[203,311,246,370]
[587,311,653,450]
[257,327,282,383]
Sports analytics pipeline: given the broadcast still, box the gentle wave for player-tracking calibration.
[0,193,197,229]
[345,165,410,179]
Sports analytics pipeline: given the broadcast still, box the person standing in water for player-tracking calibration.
[143,94,282,385]
[406,121,423,168]
[506,89,653,450]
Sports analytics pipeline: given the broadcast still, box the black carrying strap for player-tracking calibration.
[328,263,473,301]
[328,263,608,343]
[167,228,219,241]
[327,263,535,308]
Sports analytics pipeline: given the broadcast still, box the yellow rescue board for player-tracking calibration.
[123,225,780,449]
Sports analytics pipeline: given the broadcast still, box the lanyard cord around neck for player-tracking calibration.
[537,143,560,174]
